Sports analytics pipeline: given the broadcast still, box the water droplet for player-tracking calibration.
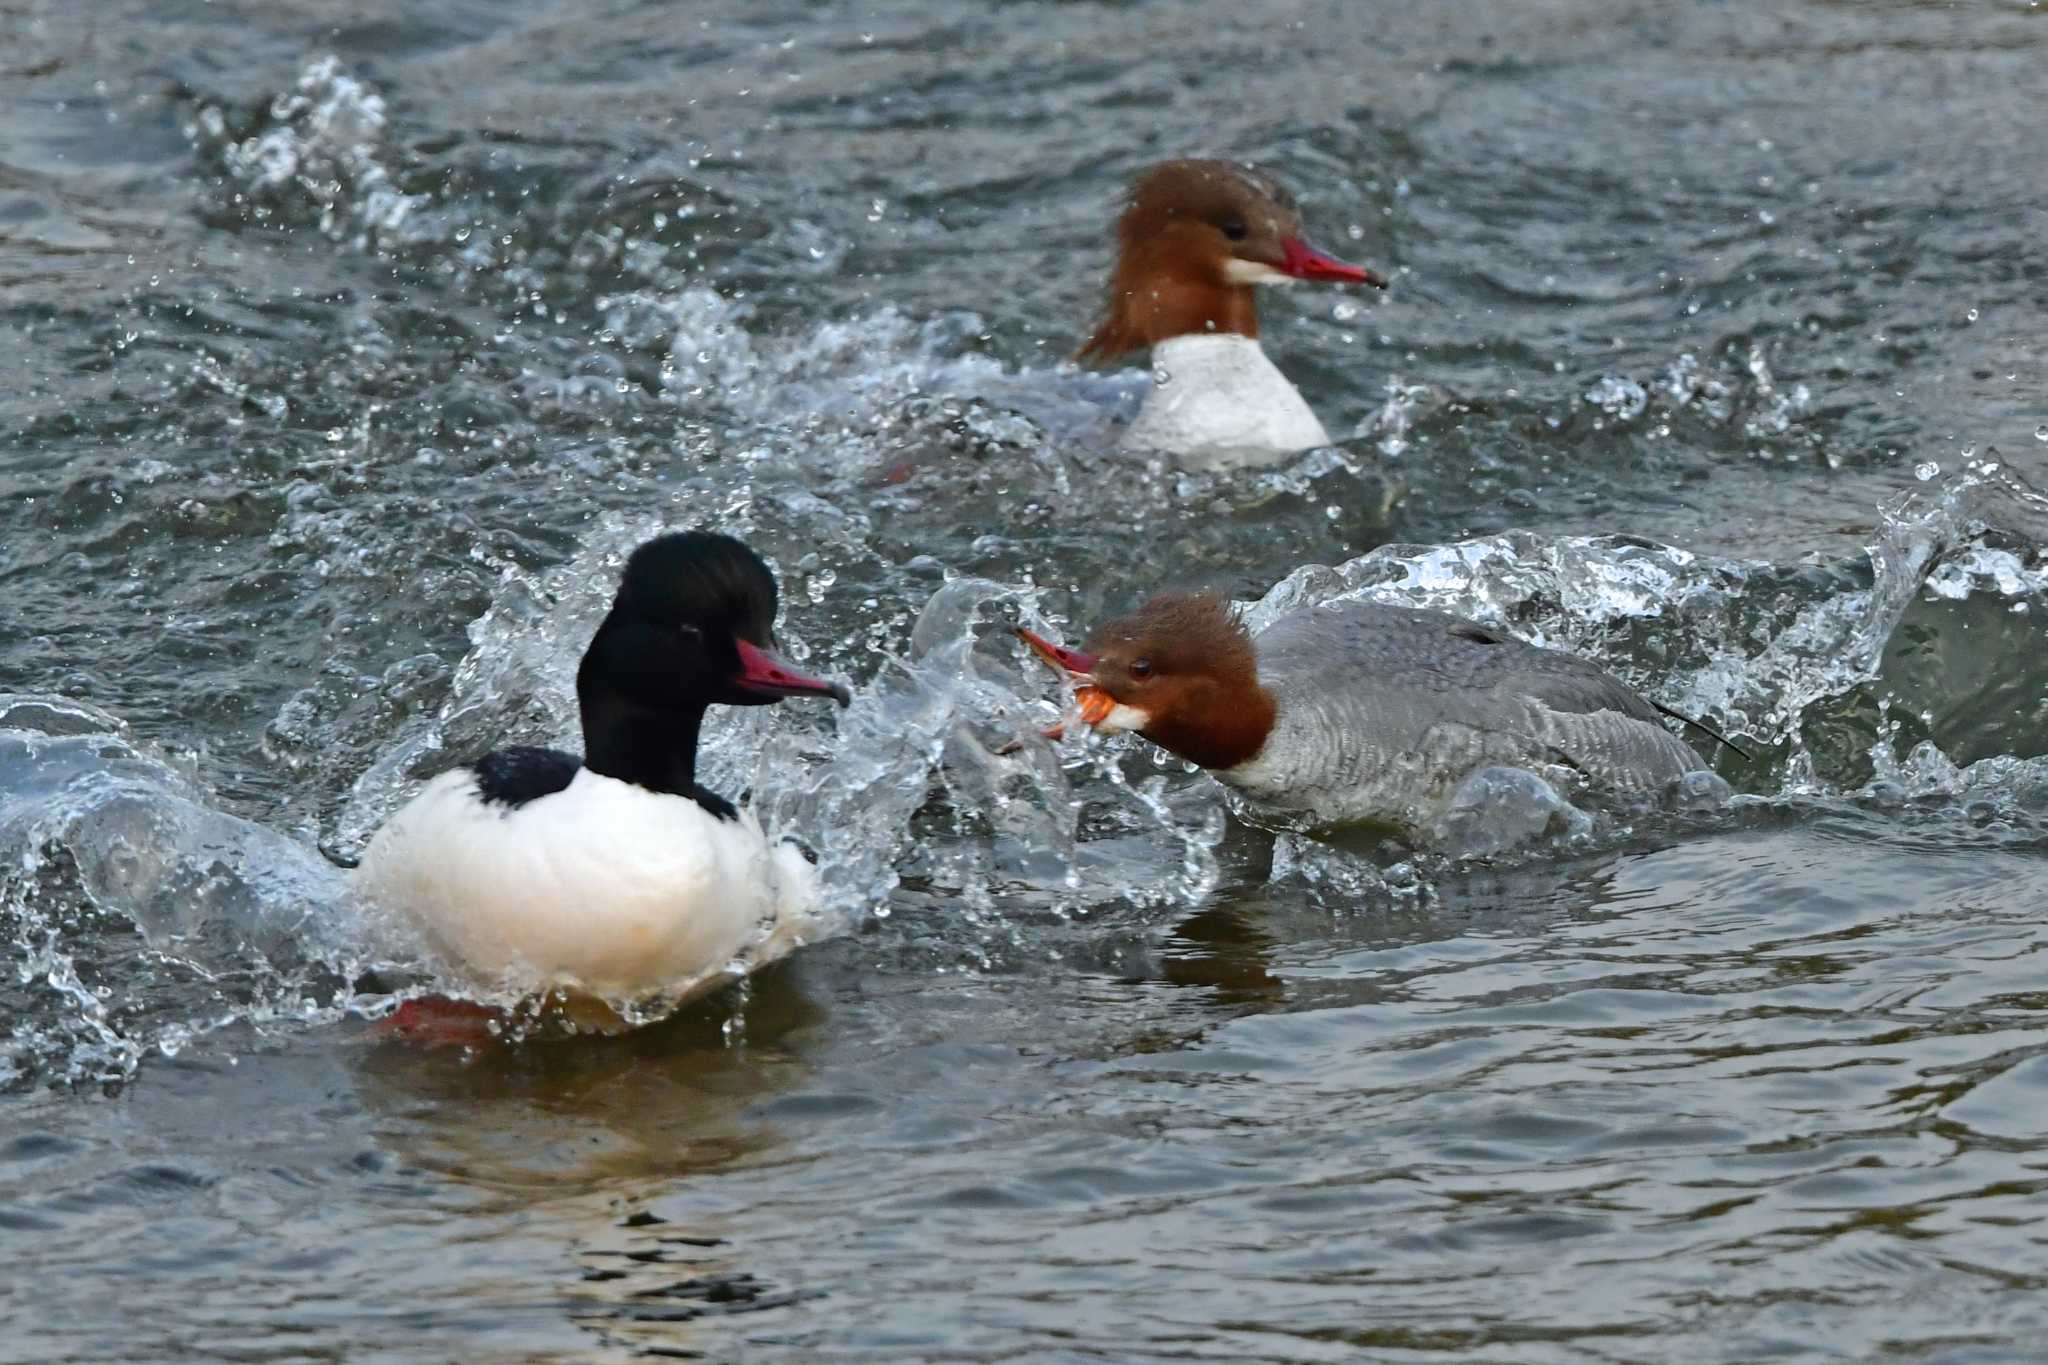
[2034,425,2047,443]
[1332,300,1358,322]
[1966,307,1979,322]
[1152,365,1172,386]
[1914,461,1940,481]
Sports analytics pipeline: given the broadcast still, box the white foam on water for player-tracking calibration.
[0,696,374,1087]
[186,55,431,249]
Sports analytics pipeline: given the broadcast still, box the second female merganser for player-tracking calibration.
[1077,159,1387,467]
[1019,592,1713,833]
[356,531,850,1009]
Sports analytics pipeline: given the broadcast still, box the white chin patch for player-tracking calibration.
[1091,702,1152,736]
[1222,258,1297,286]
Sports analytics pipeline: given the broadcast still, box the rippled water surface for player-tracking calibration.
[6,1,2048,1359]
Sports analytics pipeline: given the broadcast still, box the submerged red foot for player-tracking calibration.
[377,991,636,1046]
[379,997,505,1048]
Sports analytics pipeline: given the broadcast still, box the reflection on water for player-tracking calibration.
[349,965,827,1193]
[5,828,2048,1360]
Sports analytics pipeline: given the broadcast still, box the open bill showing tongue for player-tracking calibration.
[1073,685,1116,725]
[1031,685,1117,744]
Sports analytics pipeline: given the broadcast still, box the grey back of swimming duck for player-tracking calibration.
[1223,601,1705,826]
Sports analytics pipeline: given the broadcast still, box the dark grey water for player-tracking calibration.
[6,0,2048,1359]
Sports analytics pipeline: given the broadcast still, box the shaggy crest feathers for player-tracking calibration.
[1086,591,1257,681]
[1078,159,1306,362]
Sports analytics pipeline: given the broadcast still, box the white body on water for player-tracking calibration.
[1122,334,1332,467]
[357,765,820,1002]
[351,530,849,1012]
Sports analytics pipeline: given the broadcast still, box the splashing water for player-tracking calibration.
[13,450,2046,1083]
[327,532,1221,1012]
[187,56,428,248]
[4,48,2041,1092]
[1358,376,1434,457]
[1238,458,2048,811]
[0,697,361,1089]
[1585,374,1650,422]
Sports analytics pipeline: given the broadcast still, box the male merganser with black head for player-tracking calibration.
[1078,159,1387,467]
[356,531,850,1007]
[1019,593,1715,833]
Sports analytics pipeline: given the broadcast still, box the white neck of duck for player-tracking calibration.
[1120,333,1331,469]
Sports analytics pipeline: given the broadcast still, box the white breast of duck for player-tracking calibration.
[1123,334,1331,468]
[357,760,819,1001]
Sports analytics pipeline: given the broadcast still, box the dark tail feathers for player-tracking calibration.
[1652,701,1752,761]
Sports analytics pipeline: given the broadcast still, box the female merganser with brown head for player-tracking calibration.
[1019,592,1712,833]
[1078,158,1387,467]
[356,531,850,1008]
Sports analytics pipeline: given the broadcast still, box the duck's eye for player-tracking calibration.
[1129,658,1154,679]
[1218,217,1248,242]
[677,623,703,643]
